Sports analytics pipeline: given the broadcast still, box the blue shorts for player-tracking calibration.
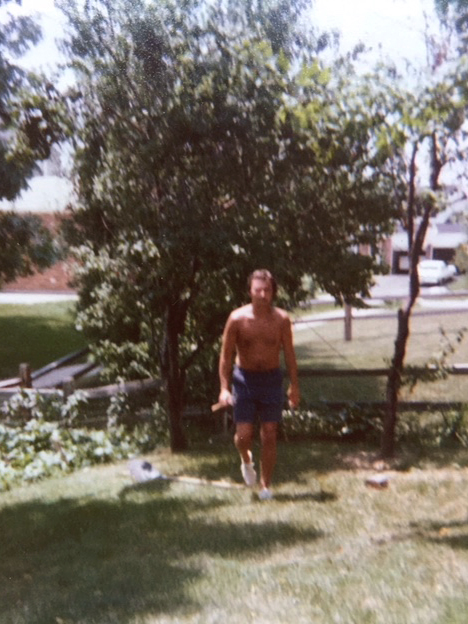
[232,366,284,424]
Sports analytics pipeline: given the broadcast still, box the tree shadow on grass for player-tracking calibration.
[121,466,337,504]
[279,439,468,474]
[273,491,337,503]
[0,488,323,623]
[170,441,344,505]
[174,438,468,496]
[407,517,468,551]
[183,438,382,493]
[373,517,468,550]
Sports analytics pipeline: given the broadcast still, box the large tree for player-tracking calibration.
[371,55,468,457]
[0,0,41,198]
[57,0,399,450]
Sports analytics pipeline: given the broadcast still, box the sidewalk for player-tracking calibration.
[0,292,78,304]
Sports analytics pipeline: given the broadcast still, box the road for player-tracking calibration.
[295,274,468,328]
[1,278,467,321]
[369,274,458,299]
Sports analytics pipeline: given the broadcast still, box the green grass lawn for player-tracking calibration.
[2,300,468,622]
[2,440,468,623]
[448,273,468,291]
[0,303,85,379]
[293,310,468,403]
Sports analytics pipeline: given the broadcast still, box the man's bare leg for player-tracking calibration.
[260,421,278,489]
[235,423,257,486]
[234,423,254,463]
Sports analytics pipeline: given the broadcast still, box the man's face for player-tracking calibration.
[250,278,273,306]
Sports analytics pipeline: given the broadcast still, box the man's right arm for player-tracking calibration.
[218,314,237,406]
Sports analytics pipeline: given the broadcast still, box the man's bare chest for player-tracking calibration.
[237,318,282,348]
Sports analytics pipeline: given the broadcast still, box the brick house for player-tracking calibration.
[0,174,75,292]
[385,221,468,273]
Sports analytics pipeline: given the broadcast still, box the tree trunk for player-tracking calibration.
[161,310,188,452]
[380,138,438,459]
[381,308,410,457]
[381,199,432,458]
[166,367,188,452]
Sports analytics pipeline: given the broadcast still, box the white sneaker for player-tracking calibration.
[240,451,257,487]
[258,488,273,501]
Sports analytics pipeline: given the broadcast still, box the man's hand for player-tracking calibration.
[287,384,300,409]
[218,388,233,407]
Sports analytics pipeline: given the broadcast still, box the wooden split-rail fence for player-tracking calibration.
[0,348,161,427]
[0,345,467,429]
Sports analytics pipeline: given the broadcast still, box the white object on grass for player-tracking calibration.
[128,459,164,482]
[365,474,389,489]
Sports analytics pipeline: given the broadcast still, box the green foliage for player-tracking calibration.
[435,0,468,48]
[0,211,58,287]
[365,51,468,456]
[8,79,72,166]
[397,407,468,448]
[282,405,382,442]
[55,0,402,450]
[0,1,67,284]
[106,390,170,444]
[454,243,468,272]
[401,325,468,393]
[0,0,42,199]
[282,403,468,448]
[0,388,165,491]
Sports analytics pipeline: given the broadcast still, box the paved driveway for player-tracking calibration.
[369,275,411,298]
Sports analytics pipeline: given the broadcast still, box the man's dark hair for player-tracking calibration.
[247,269,278,297]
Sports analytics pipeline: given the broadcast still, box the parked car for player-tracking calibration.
[417,259,457,285]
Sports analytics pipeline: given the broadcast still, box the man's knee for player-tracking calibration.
[235,424,254,446]
[260,422,278,445]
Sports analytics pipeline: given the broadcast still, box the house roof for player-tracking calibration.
[391,221,467,252]
[436,223,464,233]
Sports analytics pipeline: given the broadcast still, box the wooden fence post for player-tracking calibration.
[19,363,32,388]
[62,376,75,400]
[344,304,352,342]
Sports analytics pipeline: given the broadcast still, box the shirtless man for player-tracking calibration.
[218,269,300,500]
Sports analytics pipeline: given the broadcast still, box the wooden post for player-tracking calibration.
[62,376,75,399]
[344,304,352,342]
[19,363,32,388]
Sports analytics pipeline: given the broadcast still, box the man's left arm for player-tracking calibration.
[282,314,300,408]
